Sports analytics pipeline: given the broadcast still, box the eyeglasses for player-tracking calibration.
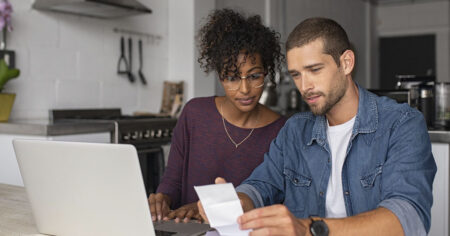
[221,72,266,91]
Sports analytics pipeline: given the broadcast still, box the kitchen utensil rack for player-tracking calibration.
[113,28,162,44]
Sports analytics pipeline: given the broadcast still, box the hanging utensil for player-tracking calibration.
[138,39,147,85]
[127,37,136,83]
[117,37,129,75]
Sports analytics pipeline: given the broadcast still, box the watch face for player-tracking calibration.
[311,220,329,236]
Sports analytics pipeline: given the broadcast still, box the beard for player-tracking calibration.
[302,77,348,116]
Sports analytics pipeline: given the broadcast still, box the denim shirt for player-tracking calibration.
[236,85,436,235]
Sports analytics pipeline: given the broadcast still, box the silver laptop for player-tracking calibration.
[13,139,210,236]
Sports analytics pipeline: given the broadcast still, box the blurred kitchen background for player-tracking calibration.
[1,1,450,235]
[4,0,448,120]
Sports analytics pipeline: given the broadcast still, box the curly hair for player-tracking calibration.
[197,9,283,85]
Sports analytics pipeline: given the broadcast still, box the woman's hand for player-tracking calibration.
[167,202,203,223]
[148,193,171,221]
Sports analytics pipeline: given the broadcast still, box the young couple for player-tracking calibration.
[150,8,436,236]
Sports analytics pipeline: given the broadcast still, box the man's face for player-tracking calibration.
[287,39,348,116]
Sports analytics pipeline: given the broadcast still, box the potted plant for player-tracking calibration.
[0,0,19,122]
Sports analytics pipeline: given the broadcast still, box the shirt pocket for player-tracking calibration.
[360,165,383,188]
[283,168,311,214]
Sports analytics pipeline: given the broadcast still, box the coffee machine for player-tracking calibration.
[396,75,435,127]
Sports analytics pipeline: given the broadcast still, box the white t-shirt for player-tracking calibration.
[325,116,356,218]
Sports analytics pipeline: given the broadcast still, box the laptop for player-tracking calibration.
[13,139,211,236]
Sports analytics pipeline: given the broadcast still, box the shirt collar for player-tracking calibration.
[307,84,378,146]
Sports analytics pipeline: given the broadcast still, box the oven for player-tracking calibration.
[50,108,177,196]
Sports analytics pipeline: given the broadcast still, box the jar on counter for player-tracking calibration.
[420,85,434,128]
[435,82,450,128]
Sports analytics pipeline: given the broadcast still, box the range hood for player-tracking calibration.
[32,0,152,19]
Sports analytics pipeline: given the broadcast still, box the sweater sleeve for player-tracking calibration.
[156,103,190,209]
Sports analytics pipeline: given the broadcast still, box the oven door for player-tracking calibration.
[136,146,165,197]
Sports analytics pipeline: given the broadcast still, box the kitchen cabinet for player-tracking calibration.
[429,142,449,236]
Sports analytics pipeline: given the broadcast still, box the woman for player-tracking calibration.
[149,8,286,222]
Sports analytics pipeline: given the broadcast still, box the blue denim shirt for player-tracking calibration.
[236,85,436,235]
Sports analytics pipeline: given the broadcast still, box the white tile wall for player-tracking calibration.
[168,0,215,101]
[4,0,169,119]
[55,79,101,108]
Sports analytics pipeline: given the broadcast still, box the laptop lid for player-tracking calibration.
[13,139,155,236]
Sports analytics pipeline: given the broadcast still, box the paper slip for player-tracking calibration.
[194,183,251,236]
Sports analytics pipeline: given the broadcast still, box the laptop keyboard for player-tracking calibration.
[155,230,177,236]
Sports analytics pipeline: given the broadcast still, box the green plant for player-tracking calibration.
[0,58,19,92]
[0,0,18,93]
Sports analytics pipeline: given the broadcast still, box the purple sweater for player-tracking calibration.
[157,96,287,209]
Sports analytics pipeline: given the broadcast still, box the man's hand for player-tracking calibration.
[167,202,203,223]
[238,204,311,236]
[148,193,171,221]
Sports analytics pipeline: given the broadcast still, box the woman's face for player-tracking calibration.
[220,53,266,113]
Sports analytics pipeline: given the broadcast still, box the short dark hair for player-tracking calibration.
[197,9,283,84]
[286,17,350,66]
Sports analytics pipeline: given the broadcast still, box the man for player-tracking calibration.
[199,17,436,236]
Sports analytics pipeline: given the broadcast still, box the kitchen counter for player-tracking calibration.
[1,119,449,143]
[0,119,115,136]
[0,183,41,235]
[429,130,450,143]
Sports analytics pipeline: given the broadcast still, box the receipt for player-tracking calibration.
[194,183,250,236]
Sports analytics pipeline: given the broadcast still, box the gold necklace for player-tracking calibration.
[220,102,259,148]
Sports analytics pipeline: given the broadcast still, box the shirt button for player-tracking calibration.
[319,191,324,196]
[345,191,350,195]
[293,178,299,184]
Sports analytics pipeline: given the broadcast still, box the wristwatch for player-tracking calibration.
[309,217,329,236]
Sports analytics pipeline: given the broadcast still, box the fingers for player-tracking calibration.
[161,199,171,219]
[155,197,163,221]
[197,200,209,224]
[166,209,177,220]
[174,208,187,223]
[183,209,196,223]
[167,202,200,223]
[193,213,203,223]
[148,193,171,221]
[148,194,157,221]
[237,205,307,235]
[215,177,226,184]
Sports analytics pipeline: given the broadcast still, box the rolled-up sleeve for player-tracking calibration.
[236,184,264,208]
[379,198,426,236]
[381,109,436,233]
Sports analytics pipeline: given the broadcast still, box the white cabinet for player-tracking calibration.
[429,143,449,236]
[0,133,109,186]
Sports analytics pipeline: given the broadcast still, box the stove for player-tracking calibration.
[51,108,177,145]
[50,108,178,196]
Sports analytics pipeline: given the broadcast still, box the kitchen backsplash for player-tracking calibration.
[5,0,169,120]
